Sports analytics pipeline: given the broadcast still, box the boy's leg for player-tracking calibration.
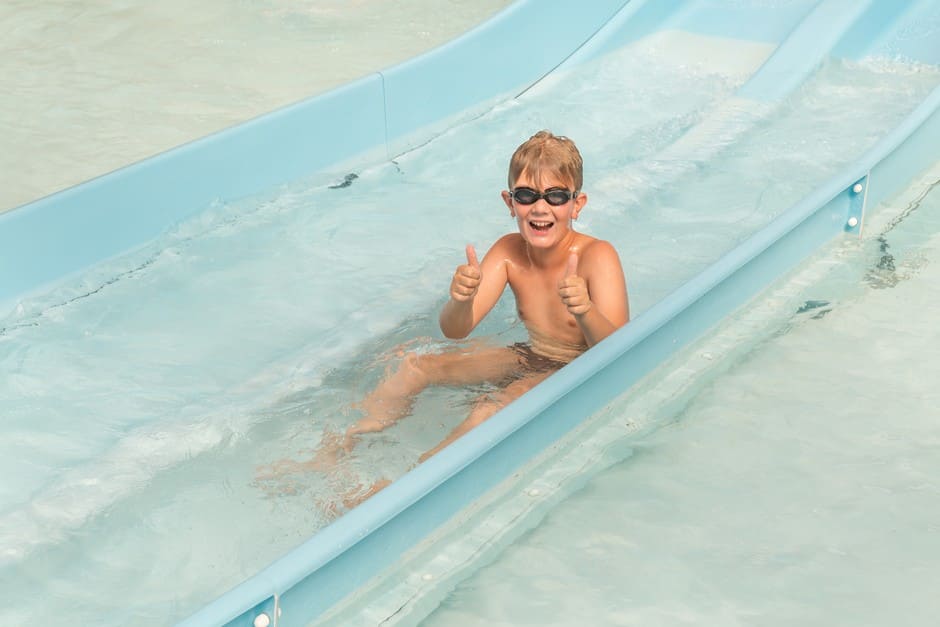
[334,345,523,455]
[418,369,554,463]
[258,346,526,483]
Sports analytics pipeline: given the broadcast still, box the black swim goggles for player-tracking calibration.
[509,187,577,206]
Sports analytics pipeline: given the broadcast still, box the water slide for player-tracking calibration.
[3,1,938,625]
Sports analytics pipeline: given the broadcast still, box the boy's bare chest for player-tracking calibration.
[507,268,580,338]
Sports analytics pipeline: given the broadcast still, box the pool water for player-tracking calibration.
[2,7,939,627]
[419,177,940,627]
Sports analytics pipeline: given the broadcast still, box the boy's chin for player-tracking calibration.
[521,234,560,250]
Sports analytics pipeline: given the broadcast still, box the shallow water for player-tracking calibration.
[1,7,939,627]
[420,178,940,627]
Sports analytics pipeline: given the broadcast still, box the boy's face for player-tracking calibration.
[501,170,586,250]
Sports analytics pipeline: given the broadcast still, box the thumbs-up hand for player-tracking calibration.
[450,244,482,302]
[558,252,592,315]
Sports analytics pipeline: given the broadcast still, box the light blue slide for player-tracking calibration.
[2,1,938,626]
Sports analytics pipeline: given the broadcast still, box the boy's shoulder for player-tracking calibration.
[575,236,623,274]
[490,232,526,255]
[494,232,524,245]
[576,235,617,256]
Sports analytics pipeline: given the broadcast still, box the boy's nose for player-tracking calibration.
[531,197,552,209]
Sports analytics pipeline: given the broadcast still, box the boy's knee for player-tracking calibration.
[399,351,432,381]
[347,418,386,437]
[399,350,458,387]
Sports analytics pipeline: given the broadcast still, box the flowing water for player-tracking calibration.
[1,3,939,625]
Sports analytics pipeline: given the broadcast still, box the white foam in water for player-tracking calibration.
[2,9,940,627]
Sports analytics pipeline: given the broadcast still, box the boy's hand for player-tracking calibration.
[450,244,482,302]
[558,253,592,316]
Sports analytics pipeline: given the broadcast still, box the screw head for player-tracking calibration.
[848,217,859,228]
[254,613,271,627]
[853,183,864,194]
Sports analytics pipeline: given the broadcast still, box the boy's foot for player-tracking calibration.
[342,478,392,510]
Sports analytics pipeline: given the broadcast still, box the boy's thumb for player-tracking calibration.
[466,244,480,268]
[566,252,579,277]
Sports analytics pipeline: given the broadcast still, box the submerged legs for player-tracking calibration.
[342,345,524,450]
[261,343,558,511]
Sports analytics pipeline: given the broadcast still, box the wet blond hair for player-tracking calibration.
[508,130,583,192]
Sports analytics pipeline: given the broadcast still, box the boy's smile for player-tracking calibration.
[522,203,559,240]
[529,218,554,233]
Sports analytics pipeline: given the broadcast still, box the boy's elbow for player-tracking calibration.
[439,309,472,339]
[440,326,469,340]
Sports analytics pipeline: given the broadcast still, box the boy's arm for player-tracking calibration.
[440,239,510,339]
[558,241,629,347]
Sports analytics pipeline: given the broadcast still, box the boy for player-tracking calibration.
[340,130,630,463]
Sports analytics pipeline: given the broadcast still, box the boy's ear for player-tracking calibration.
[501,190,515,216]
[571,191,588,220]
